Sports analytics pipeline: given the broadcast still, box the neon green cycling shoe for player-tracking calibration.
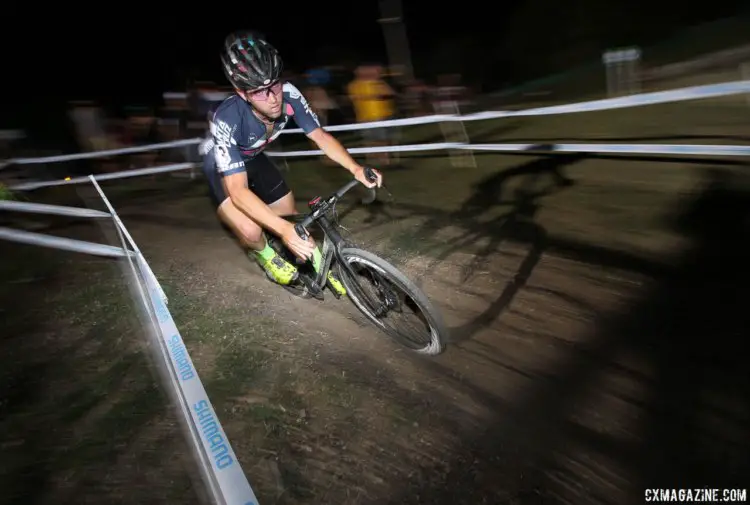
[254,250,299,285]
[326,271,347,297]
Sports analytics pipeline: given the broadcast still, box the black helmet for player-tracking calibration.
[220,31,283,91]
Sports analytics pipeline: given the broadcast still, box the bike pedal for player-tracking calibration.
[299,276,325,301]
[308,284,325,301]
[327,283,342,300]
[309,284,324,298]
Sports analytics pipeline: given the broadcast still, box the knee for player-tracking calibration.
[236,220,263,245]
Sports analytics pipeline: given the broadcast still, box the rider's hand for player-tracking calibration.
[354,166,382,188]
[280,221,316,261]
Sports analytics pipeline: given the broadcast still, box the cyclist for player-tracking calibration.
[202,31,382,296]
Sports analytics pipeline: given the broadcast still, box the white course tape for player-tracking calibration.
[89,175,168,306]
[0,200,112,218]
[268,141,750,157]
[6,80,750,167]
[282,113,455,134]
[0,226,132,258]
[265,142,463,157]
[459,80,750,121]
[462,143,750,156]
[10,139,201,165]
[135,252,260,505]
[10,162,195,191]
[9,141,750,193]
[283,79,750,133]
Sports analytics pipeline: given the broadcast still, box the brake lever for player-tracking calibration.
[363,167,395,203]
[294,223,309,240]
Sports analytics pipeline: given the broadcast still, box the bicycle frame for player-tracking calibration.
[288,213,343,297]
[290,171,381,300]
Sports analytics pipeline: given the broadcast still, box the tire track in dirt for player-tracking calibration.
[114,194,663,503]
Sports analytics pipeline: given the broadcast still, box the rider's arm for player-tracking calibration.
[222,172,290,236]
[282,82,364,175]
[307,128,362,175]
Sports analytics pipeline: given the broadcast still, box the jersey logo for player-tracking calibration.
[285,82,301,99]
[215,144,233,172]
[283,82,320,125]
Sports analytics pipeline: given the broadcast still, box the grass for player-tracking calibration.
[0,245,195,504]
[280,95,749,261]
[0,220,446,502]
[2,96,749,503]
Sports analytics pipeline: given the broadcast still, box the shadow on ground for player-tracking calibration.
[379,166,750,504]
[406,153,579,342]
[347,153,671,344]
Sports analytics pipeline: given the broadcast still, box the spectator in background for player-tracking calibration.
[68,99,120,172]
[347,63,396,203]
[123,105,160,169]
[188,81,229,123]
[158,92,190,164]
[185,81,230,164]
[303,67,337,127]
[433,73,472,110]
[402,78,433,117]
[159,92,188,140]
[303,67,339,166]
[69,100,110,153]
[382,66,407,116]
[326,64,354,125]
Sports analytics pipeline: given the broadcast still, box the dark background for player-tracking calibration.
[2,0,748,143]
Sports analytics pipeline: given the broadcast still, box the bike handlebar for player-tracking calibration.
[294,167,378,239]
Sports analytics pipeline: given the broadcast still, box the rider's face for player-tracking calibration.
[244,81,283,119]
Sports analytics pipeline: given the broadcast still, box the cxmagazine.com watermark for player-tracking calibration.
[645,488,747,503]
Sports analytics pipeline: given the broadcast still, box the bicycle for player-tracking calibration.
[264,168,449,356]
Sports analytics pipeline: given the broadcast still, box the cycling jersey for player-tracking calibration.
[203,82,321,178]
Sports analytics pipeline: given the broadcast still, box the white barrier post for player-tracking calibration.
[87,176,260,505]
[603,47,641,96]
[603,51,615,96]
[630,47,642,94]
[742,62,750,107]
[432,98,475,168]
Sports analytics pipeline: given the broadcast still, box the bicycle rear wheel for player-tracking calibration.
[336,247,448,356]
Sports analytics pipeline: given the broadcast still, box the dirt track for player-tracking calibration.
[112,170,750,503]
[2,162,749,504]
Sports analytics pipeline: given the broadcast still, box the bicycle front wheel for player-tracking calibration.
[336,247,448,356]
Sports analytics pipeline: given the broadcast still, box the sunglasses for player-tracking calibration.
[247,81,283,101]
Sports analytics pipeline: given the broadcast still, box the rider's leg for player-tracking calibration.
[217,197,298,285]
[268,192,347,297]
[226,153,300,284]
[204,150,297,284]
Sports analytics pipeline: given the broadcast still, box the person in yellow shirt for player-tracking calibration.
[347,64,396,203]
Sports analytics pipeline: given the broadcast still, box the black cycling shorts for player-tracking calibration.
[204,152,290,209]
